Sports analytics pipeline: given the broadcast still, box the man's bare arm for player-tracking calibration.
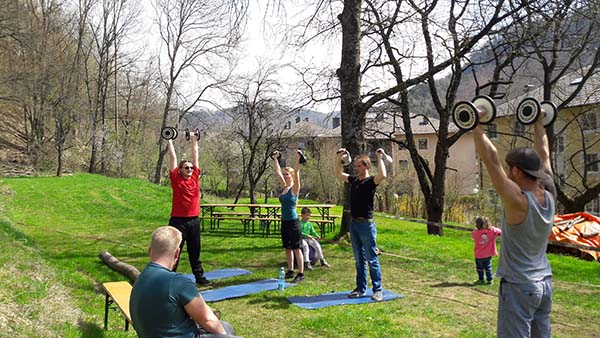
[533,118,551,175]
[335,149,349,182]
[168,140,177,171]
[473,125,526,217]
[184,296,226,334]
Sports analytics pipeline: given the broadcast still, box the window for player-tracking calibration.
[398,141,407,150]
[585,153,599,173]
[297,141,306,150]
[486,124,497,139]
[586,196,600,216]
[418,138,428,150]
[514,121,525,136]
[581,111,597,132]
[554,135,564,153]
[398,159,409,168]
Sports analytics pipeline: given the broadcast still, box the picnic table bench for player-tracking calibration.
[102,281,133,331]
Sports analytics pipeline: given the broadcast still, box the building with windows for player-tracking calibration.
[482,71,600,215]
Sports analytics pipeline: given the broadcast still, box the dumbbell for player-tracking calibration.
[452,95,497,131]
[336,149,352,166]
[376,149,393,164]
[516,97,557,127]
[160,127,200,140]
[298,150,307,164]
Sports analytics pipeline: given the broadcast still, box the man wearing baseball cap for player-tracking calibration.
[473,114,555,337]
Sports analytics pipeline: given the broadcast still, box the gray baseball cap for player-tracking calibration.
[505,147,546,179]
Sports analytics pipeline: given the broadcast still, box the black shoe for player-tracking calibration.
[304,262,313,271]
[195,276,212,286]
[348,288,366,298]
[285,270,295,279]
[292,273,304,283]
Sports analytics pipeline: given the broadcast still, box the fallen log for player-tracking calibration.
[99,250,141,282]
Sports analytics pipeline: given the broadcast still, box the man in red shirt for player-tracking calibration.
[167,135,209,286]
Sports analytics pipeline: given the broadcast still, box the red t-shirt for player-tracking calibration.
[170,167,200,217]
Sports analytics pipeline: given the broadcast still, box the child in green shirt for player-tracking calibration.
[300,207,330,270]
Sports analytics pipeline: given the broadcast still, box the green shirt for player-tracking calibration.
[300,220,319,238]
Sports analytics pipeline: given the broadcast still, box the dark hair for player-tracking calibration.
[178,160,191,169]
[301,207,311,215]
[475,216,490,230]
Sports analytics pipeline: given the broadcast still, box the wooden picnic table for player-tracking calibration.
[199,203,337,237]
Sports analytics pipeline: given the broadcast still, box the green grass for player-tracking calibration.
[0,173,598,337]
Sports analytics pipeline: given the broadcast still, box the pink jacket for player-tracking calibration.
[472,227,502,259]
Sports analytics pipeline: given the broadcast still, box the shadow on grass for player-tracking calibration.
[430,281,474,288]
[78,320,107,338]
[247,293,293,309]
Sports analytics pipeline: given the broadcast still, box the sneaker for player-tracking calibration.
[292,273,304,283]
[195,276,212,286]
[473,279,485,286]
[304,262,313,271]
[371,290,383,302]
[486,279,494,285]
[285,270,295,279]
[347,288,366,298]
[320,259,330,268]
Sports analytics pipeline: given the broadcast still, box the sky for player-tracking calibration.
[128,0,342,114]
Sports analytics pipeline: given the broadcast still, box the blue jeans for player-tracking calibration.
[475,257,493,282]
[497,277,553,338]
[350,220,382,292]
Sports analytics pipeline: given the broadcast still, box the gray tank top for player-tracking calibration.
[496,190,554,283]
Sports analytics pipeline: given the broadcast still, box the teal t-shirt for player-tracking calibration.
[300,220,319,238]
[130,262,198,338]
[279,189,298,221]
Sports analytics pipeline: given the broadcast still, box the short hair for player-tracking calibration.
[178,160,192,169]
[150,226,182,257]
[354,154,371,168]
[301,207,311,215]
[475,216,490,230]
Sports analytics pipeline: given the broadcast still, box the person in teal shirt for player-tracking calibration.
[300,207,330,271]
[130,226,238,338]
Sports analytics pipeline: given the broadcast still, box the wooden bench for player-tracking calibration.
[102,281,133,331]
[312,219,334,238]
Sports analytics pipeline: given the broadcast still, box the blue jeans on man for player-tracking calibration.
[498,277,553,338]
[350,220,382,292]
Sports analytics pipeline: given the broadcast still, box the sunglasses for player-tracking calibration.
[183,166,194,170]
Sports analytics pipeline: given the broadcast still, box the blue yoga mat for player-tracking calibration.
[200,278,296,302]
[183,268,252,282]
[287,289,403,309]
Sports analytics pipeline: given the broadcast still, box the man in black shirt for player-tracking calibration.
[336,148,387,301]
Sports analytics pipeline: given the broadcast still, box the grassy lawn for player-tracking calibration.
[0,173,598,338]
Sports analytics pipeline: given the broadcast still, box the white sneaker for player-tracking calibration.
[371,290,383,302]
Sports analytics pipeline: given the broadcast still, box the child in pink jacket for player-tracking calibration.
[472,216,501,285]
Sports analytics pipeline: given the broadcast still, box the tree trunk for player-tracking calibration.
[336,0,364,237]
[99,250,141,282]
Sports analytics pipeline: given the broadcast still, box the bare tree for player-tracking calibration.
[223,65,289,204]
[151,0,245,184]
[84,0,141,173]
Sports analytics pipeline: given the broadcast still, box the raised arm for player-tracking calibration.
[473,125,526,216]
[374,148,388,185]
[533,118,551,175]
[292,150,301,195]
[168,139,177,171]
[191,133,199,169]
[335,148,350,182]
[272,151,286,187]
[184,296,226,334]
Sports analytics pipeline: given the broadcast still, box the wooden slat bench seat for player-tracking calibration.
[102,281,133,331]
[312,219,334,238]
